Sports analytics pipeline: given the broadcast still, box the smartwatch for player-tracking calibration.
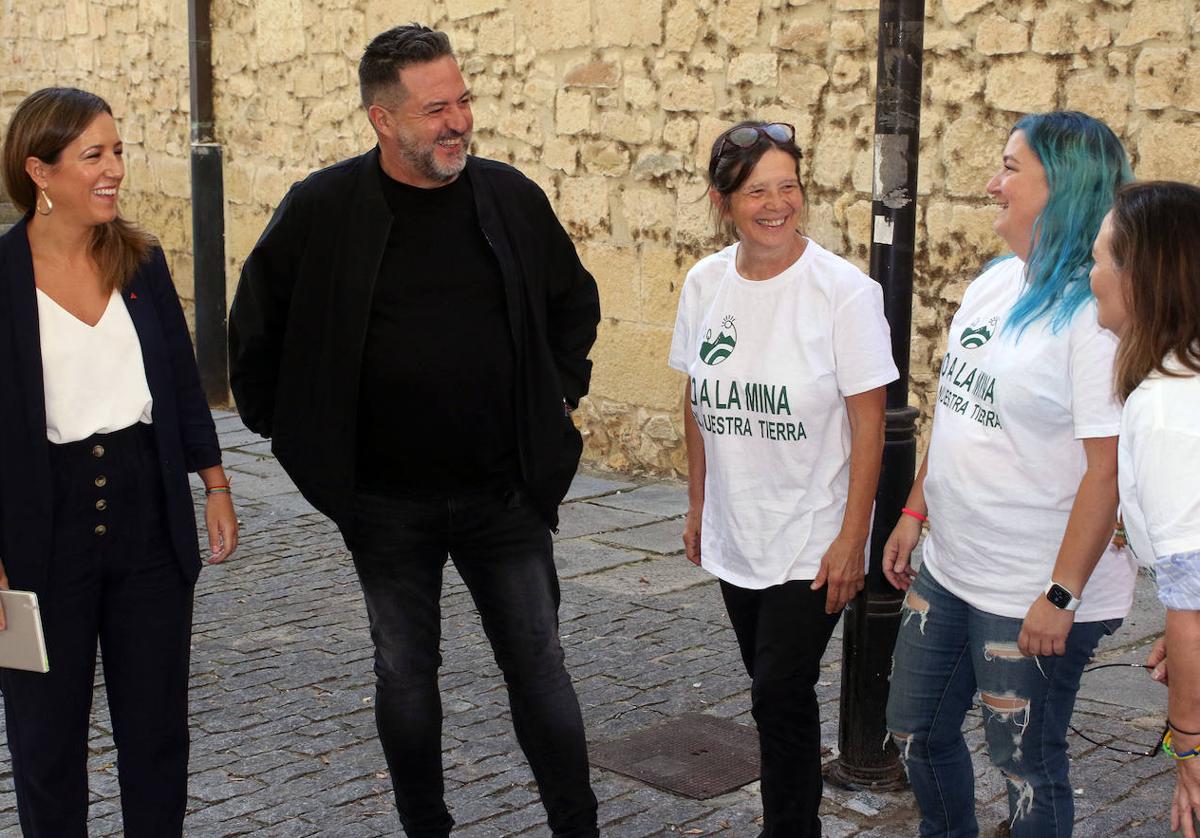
[1044,581,1081,612]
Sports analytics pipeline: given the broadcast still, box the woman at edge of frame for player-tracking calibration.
[1090,180,1200,838]
[882,110,1138,837]
[670,120,898,837]
[0,87,237,837]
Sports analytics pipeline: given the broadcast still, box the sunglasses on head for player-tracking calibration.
[717,123,797,157]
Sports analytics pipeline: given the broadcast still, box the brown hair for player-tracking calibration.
[2,87,153,293]
[1109,180,1200,401]
[707,120,805,242]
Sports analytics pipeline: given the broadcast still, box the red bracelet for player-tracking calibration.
[901,507,928,524]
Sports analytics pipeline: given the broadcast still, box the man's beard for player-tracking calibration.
[396,130,471,183]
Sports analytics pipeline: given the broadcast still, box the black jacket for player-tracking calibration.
[0,217,222,594]
[228,150,600,532]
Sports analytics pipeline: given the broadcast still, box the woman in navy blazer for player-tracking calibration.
[0,88,237,837]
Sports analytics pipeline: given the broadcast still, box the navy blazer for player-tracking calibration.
[0,217,221,595]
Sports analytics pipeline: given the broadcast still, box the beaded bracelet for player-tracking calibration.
[1162,729,1200,760]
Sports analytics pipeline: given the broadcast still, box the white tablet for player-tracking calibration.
[0,590,49,673]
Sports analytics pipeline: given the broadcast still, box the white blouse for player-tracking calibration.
[36,288,153,444]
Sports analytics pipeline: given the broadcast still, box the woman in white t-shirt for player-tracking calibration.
[882,112,1137,837]
[1090,181,1200,838]
[669,121,898,837]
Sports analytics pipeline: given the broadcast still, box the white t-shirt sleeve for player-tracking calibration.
[1132,423,1200,557]
[668,271,697,374]
[832,282,900,397]
[1068,306,1121,438]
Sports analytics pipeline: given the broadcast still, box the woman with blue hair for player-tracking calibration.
[882,111,1138,836]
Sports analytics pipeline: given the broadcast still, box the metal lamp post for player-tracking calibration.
[188,0,229,405]
[827,0,926,790]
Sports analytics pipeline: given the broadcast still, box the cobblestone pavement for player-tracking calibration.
[0,411,1177,836]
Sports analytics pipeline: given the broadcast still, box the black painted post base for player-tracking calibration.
[829,405,918,791]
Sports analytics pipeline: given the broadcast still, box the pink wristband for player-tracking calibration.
[901,507,928,524]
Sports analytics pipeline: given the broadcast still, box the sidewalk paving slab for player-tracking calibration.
[593,519,688,556]
[587,485,692,518]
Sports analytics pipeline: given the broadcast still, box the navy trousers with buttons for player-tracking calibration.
[0,423,194,838]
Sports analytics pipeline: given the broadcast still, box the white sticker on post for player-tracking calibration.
[873,214,895,245]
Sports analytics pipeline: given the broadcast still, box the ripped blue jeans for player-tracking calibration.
[885,568,1121,837]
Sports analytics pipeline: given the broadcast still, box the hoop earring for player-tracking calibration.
[35,188,53,216]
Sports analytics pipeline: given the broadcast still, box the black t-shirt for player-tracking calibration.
[355,166,520,495]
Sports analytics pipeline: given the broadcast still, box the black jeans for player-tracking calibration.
[721,579,842,838]
[0,423,194,838]
[345,487,598,838]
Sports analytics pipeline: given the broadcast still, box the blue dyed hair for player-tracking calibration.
[1005,111,1132,335]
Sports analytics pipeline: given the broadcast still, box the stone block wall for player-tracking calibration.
[3,0,1199,474]
[0,0,195,307]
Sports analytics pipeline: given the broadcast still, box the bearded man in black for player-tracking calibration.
[229,24,600,838]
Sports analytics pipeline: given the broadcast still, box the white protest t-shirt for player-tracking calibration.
[922,257,1136,621]
[1119,361,1200,567]
[668,239,898,589]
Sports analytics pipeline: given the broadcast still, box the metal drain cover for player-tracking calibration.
[589,712,760,799]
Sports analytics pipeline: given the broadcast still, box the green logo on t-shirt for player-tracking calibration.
[959,317,997,349]
[699,316,738,366]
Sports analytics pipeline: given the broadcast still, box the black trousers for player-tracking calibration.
[720,578,842,838]
[345,487,599,838]
[0,423,194,838]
